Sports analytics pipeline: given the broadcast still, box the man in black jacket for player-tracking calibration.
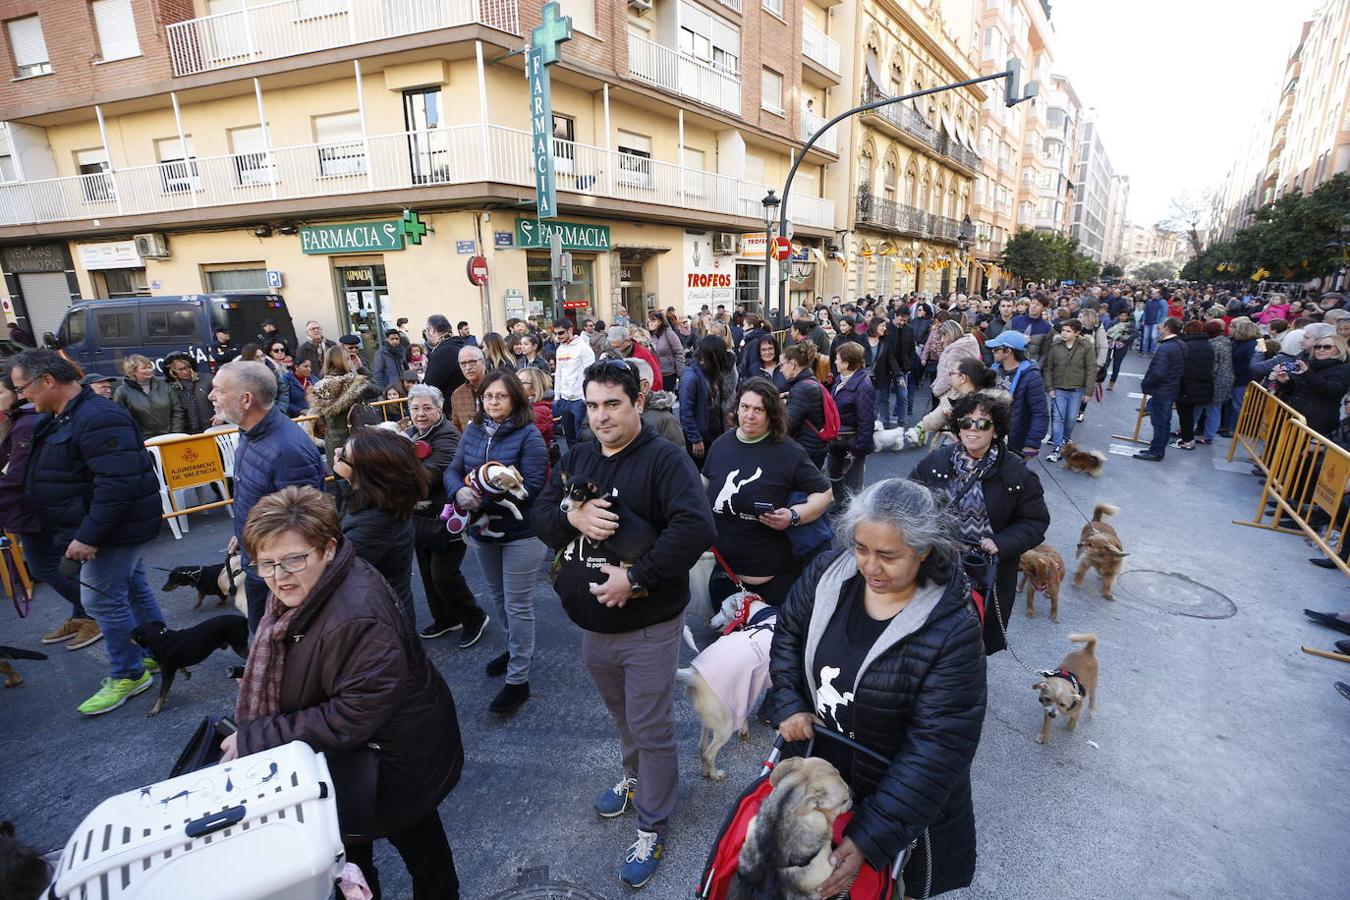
[422,314,467,399]
[1136,317,1186,461]
[12,350,164,716]
[533,359,714,890]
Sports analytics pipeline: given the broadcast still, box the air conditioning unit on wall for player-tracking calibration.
[628,0,653,11]
[712,232,736,255]
[133,233,170,259]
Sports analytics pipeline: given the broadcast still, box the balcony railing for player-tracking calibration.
[937,133,983,174]
[0,125,834,231]
[801,105,838,154]
[164,0,520,77]
[855,190,964,244]
[861,82,940,152]
[713,0,741,11]
[801,17,841,74]
[628,34,741,115]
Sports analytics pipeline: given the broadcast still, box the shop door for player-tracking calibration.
[17,271,73,339]
[735,263,763,313]
[335,263,390,365]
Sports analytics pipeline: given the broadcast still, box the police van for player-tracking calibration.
[45,293,296,375]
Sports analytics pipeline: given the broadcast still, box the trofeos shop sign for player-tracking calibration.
[683,232,733,315]
[514,218,611,251]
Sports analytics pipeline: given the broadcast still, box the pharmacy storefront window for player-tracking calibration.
[527,253,595,323]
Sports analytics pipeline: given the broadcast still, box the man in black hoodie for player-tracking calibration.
[533,359,714,890]
[422,314,466,399]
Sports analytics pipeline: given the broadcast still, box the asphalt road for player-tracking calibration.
[2,351,1347,899]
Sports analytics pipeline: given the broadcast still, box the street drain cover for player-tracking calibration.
[487,867,612,900]
[1114,570,1237,619]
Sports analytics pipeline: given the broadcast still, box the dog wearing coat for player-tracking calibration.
[440,461,531,539]
[676,590,775,781]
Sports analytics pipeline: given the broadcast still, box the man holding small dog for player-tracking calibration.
[209,361,324,632]
[534,359,714,890]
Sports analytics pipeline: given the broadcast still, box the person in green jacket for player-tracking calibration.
[1039,320,1096,462]
[112,355,174,439]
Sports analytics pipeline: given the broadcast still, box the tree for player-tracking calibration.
[1101,263,1124,278]
[1162,190,1213,258]
[999,229,1101,284]
[1133,260,1178,281]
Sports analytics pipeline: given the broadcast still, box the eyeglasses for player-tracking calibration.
[10,377,36,396]
[481,391,512,403]
[245,549,314,579]
[1314,343,1336,350]
[956,417,995,432]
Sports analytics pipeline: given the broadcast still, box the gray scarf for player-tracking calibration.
[950,444,998,546]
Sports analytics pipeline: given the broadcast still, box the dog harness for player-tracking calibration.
[720,597,776,636]
[1039,667,1086,697]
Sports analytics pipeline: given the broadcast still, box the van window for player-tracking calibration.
[63,310,86,345]
[144,308,199,342]
[210,295,293,347]
[95,310,138,346]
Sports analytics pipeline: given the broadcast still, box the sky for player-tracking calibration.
[1051,0,1322,228]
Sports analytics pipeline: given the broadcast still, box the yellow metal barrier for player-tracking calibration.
[1234,415,1350,575]
[1227,382,1305,474]
[1111,393,1149,444]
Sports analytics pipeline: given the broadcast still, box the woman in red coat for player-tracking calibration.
[517,367,555,449]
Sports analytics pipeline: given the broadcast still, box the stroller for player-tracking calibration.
[697,726,930,899]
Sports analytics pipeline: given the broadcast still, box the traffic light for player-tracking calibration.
[1005,57,1040,107]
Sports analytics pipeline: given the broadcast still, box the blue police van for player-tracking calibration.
[45,293,296,375]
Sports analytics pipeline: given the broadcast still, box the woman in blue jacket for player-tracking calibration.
[678,336,731,466]
[446,369,548,715]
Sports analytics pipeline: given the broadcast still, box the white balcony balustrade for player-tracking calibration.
[801,105,837,154]
[165,0,520,77]
[627,34,742,116]
[0,125,834,230]
[801,17,840,74]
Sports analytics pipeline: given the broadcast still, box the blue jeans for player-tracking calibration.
[1049,389,1084,449]
[876,375,908,426]
[1141,324,1159,353]
[1228,383,1248,430]
[1201,402,1223,441]
[553,398,585,442]
[19,533,86,617]
[80,542,164,680]
[1147,394,1176,457]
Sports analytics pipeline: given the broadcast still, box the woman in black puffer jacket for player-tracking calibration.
[781,339,829,466]
[1172,322,1215,450]
[765,478,986,898]
[1272,332,1350,436]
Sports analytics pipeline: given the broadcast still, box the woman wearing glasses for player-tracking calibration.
[1271,330,1350,436]
[446,369,548,715]
[910,391,1048,655]
[223,485,464,899]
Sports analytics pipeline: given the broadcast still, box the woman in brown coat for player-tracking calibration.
[222,485,464,899]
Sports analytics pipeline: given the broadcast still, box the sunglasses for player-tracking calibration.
[1314,343,1336,350]
[957,417,994,432]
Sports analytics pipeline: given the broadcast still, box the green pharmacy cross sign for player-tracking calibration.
[526,2,572,220]
[401,209,429,245]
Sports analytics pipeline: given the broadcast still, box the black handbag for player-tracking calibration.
[169,716,236,778]
[327,744,381,841]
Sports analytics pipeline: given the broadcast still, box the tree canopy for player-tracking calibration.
[1183,173,1350,283]
[999,229,1101,284]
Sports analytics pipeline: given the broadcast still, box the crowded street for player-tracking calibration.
[1,346,1344,898]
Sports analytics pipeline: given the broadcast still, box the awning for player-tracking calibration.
[612,245,671,259]
[939,109,955,141]
[864,54,883,91]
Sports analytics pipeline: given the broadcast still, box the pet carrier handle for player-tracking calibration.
[185,805,246,838]
[805,726,892,767]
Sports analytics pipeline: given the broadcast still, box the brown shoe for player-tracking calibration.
[42,618,81,645]
[66,619,104,651]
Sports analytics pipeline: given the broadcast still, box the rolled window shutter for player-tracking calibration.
[7,16,50,69]
[92,0,141,62]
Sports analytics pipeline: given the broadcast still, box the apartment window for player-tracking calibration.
[745,154,766,186]
[7,16,51,78]
[762,0,784,18]
[0,151,14,182]
[617,130,652,189]
[683,147,706,197]
[760,67,783,114]
[93,268,149,299]
[229,125,273,186]
[551,114,577,178]
[558,0,595,36]
[75,148,114,203]
[205,266,268,292]
[313,112,365,177]
[679,2,739,73]
[91,0,140,62]
[155,136,199,194]
[882,160,897,203]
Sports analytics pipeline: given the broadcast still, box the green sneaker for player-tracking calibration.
[142,657,160,674]
[77,672,153,716]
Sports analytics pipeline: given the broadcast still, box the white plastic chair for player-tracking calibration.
[144,433,233,538]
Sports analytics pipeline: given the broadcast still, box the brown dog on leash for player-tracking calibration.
[1018,544,1066,622]
[1033,633,1098,744]
[1074,503,1127,600]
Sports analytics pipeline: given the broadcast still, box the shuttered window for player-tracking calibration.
[313,112,365,177]
[229,125,273,186]
[91,0,140,62]
[7,16,51,78]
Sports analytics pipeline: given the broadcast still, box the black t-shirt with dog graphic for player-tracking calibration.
[701,431,829,577]
[813,575,896,776]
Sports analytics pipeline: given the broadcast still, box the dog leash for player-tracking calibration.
[969,547,1043,678]
[1,536,30,618]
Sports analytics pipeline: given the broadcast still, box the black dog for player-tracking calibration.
[558,474,657,563]
[130,617,249,716]
[161,563,230,610]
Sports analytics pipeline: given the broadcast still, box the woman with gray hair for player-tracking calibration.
[403,383,488,646]
[764,478,986,898]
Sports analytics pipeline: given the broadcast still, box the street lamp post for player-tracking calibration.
[776,59,1038,320]
[957,214,975,295]
[762,190,780,318]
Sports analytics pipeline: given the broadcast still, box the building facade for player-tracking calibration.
[0,0,844,343]
[1034,71,1078,235]
[1070,110,1118,263]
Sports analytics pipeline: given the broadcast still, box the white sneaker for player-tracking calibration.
[1046,448,1062,463]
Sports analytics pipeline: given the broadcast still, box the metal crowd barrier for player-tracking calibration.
[1231,389,1348,575]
